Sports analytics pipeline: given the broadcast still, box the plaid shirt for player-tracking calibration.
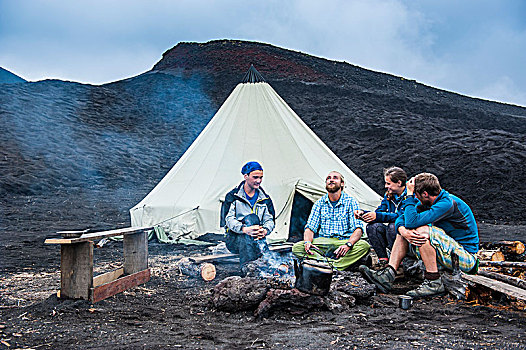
[306,192,365,239]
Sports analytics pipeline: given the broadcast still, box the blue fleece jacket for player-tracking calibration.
[374,188,407,223]
[395,189,479,253]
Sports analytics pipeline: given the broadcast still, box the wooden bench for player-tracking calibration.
[45,226,152,303]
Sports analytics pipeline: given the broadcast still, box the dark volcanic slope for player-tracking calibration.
[1,40,525,253]
[0,67,27,84]
[155,40,526,223]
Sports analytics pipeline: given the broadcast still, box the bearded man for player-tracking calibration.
[292,171,370,270]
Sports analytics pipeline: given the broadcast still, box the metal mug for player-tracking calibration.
[399,295,413,309]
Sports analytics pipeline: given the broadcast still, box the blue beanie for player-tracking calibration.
[241,161,263,175]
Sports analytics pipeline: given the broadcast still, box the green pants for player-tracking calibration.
[292,237,371,271]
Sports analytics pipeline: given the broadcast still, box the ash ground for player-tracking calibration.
[1,226,525,349]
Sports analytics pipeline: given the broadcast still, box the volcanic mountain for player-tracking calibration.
[1,40,525,253]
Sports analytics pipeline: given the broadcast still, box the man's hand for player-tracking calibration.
[243,225,262,238]
[304,241,320,255]
[360,211,376,223]
[406,177,415,196]
[334,244,351,258]
[354,210,364,219]
[255,227,268,240]
[399,226,428,246]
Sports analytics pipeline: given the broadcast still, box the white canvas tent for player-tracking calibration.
[130,66,381,243]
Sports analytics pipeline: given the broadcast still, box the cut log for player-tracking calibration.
[476,249,505,261]
[479,261,526,269]
[480,241,525,255]
[501,241,525,255]
[478,270,526,290]
[177,257,216,281]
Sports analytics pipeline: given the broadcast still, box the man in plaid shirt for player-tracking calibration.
[292,171,371,270]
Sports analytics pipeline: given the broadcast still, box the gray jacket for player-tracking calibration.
[225,185,275,235]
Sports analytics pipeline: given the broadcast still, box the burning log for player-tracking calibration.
[213,276,269,312]
[476,249,505,262]
[478,270,526,290]
[177,257,216,281]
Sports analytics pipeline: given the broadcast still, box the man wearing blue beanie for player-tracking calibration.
[220,161,275,268]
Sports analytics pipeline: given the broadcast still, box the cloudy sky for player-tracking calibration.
[1,0,525,106]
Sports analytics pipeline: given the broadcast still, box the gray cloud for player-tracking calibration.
[0,0,525,106]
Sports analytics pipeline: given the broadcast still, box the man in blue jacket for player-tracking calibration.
[355,167,407,266]
[223,161,275,265]
[360,173,479,298]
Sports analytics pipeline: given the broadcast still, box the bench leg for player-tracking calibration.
[123,231,148,274]
[60,242,93,299]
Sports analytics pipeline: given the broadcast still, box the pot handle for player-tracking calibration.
[306,246,335,270]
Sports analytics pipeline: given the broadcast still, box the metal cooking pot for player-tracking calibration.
[294,258,333,296]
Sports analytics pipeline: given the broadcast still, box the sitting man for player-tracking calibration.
[360,173,479,298]
[354,166,407,266]
[292,171,370,270]
[223,161,275,265]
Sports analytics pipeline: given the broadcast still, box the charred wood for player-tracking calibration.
[212,276,269,312]
[255,288,325,319]
[330,271,376,303]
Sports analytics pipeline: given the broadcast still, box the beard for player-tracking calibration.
[326,182,341,193]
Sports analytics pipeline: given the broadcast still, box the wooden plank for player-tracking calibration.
[124,231,148,274]
[190,253,238,263]
[269,243,294,252]
[462,273,526,302]
[45,226,152,244]
[189,243,293,263]
[90,268,150,303]
[478,270,526,290]
[60,242,93,299]
[479,261,526,269]
[93,268,124,288]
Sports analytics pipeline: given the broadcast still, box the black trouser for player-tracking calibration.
[225,232,269,265]
[367,222,397,260]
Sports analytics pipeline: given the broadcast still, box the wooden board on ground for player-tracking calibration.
[90,268,150,303]
[93,268,124,288]
[462,273,526,302]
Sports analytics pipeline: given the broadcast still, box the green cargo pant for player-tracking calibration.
[292,237,370,271]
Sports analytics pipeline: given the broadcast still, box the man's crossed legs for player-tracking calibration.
[360,225,477,298]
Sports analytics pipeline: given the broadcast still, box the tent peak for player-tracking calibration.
[242,65,266,83]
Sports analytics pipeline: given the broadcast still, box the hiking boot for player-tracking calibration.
[359,265,395,293]
[406,278,446,299]
[376,259,389,270]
